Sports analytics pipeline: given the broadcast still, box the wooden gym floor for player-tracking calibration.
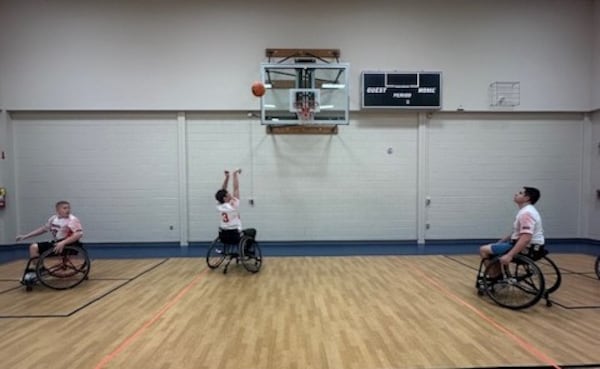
[0,254,598,369]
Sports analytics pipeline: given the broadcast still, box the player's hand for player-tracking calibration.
[16,235,25,242]
[53,242,65,254]
[224,171,230,177]
[235,168,242,174]
[499,254,512,265]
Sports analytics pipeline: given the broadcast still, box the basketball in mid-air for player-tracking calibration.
[251,81,266,97]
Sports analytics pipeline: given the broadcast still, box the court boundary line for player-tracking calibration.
[0,277,139,295]
[0,258,170,319]
[443,255,591,277]
[409,263,562,369]
[443,256,600,310]
[92,268,209,369]
[0,285,23,295]
[67,258,171,317]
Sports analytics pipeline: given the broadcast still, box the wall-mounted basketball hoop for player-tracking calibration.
[258,48,349,131]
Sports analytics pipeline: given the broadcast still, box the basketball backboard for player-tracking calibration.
[260,62,349,125]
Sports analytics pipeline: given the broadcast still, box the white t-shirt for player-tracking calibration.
[511,204,544,244]
[44,214,83,240]
[216,198,242,231]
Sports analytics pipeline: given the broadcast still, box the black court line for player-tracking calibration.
[443,255,587,276]
[556,269,600,280]
[444,255,594,276]
[0,258,171,319]
[443,256,600,310]
[0,285,22,295]
[444,255,480,271]
[536,263,597,279]
[0,277,133,295]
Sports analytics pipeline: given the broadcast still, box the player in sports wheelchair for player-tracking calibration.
[21,242,91,292]
[476,244,561,310]
[16,200,91,291]
[206,228,262,274]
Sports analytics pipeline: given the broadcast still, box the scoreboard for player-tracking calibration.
[361,71,442,109]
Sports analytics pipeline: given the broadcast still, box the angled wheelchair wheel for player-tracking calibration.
[595,256,600,280]
[483,254,545,310]
[206,238,226,269]
[537,255,562,295]
[240,237,262,273]
[37,245,91,290]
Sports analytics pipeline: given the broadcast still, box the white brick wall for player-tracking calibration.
[11,113,179,242]
[1,1,598,244]
[0,111,11,244]
[590,110,600,239]
[593,1,600,110]
[427,113,584,239]
[0,0,594,111]
[4,111,595,244]
[187,112,418,241]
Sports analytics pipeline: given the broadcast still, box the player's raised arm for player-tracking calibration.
[221,170,230,190]
[232,168,241,199]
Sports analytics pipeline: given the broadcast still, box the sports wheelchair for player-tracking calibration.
[476,244,561,310]
[21,244,91,292]
[206,229,262,274]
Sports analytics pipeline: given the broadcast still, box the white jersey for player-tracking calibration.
[44,214,83,240]
[217,197,242,231]
[511,204,544,245]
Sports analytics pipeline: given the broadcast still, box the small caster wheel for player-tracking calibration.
[546,300,552,307]
[26,285,33,292]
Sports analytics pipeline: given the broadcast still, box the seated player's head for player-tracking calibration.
[522,186,540,204]
[55,201,71,217]
[215,189,229,204]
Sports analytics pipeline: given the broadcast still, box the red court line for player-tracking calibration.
[409,264,561,369]
[93,269,208,369]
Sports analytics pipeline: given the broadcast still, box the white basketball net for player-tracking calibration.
[295,97,318,123]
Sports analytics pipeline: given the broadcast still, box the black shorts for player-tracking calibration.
[37,240,82,256]
[242,228,256,240]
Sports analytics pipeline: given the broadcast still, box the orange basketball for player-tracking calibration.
[251,81,266,97]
